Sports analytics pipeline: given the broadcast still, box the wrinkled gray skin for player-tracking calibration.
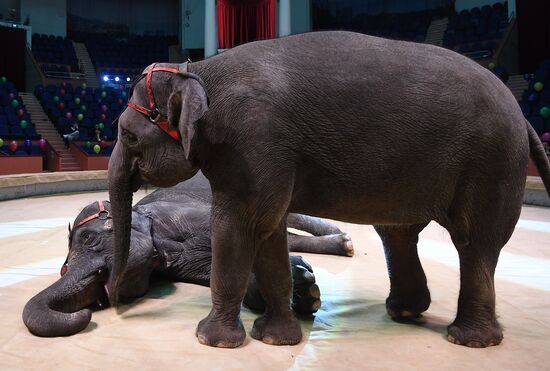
[109,31,550,348]
[22,173,353,337]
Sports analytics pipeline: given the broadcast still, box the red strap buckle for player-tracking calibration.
[77,201,111,227]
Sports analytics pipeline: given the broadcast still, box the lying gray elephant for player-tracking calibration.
[108,31,550,348]
[22,173,353,337]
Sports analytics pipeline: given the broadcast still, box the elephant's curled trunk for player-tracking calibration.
[22,268,107,337]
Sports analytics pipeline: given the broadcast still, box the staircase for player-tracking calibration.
[506,74,529,101]
[73,42,100,89]
[19,93,81,171]
[424,17,448,47]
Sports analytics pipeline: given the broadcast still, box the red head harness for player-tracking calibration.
[126,63,182,141]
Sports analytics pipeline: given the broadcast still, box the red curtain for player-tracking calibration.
[218,0,276,49]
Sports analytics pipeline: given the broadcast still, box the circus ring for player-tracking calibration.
[0,171,549,369]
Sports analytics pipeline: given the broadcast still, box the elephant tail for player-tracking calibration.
[526,120,550,197]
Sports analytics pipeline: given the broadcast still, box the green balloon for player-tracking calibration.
[53,95,59,103]
[93,144,101,154]
[0,76,6,83]
[80,104,87,112]
[77,113,84,121]
[540,106,550,119]
[101,91,107,98]
[11,99,18,108]
[20,120,27,129]
[121,91,127,98]
[0,138,4,147]
[98,122,104,130]
[85,140,92,149]
[82,83,87,89]
[534,82,544,92]
[75,97,81,105]
[488,62,496,70]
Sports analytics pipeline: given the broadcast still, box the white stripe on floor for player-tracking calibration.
[0,218,73,239]
[0,257,65,288]
[417,240,550,291]
[516,219,550,233]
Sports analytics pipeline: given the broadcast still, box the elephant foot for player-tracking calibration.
[447,319,503,348]
[250,312,303,345]
[290,256,321,313]
[386,288,431,320]
[196,311,246,348]
[337,233,355,257]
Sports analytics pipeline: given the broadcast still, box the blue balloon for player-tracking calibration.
[528,93,538,103]
[523,73,531,81]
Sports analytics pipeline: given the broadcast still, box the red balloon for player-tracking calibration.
[99,140,107,149]
[9,140,18,153]
[39,138,47,151]
[17,109,24,117]
[58,102,65,110]
[100,113,106,121]
[60,89,66,96]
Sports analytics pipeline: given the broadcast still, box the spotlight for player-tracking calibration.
[126,77,131,82]
[103,76,109,82]
[115,76,120,82]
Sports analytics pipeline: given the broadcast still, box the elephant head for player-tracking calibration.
[107,62,208,306]
[23,201,158,337]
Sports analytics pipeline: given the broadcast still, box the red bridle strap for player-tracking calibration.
[76,201,112,227]
[126,64,181,141]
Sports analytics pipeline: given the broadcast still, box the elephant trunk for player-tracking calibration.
[107,142,140,306]
[22,267,108,337]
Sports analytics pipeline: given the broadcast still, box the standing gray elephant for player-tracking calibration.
[108,31,550,348]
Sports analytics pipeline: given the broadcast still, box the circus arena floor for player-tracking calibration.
[0,183,549,370]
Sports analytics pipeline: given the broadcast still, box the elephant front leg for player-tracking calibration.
[288,233,354,256]
[195,208,254,348]
[249,220,302,345]
[375,223,431,319]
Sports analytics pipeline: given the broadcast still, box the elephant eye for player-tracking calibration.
[121,128,138,145]
[79,231,100,247]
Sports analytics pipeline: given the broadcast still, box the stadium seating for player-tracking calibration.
[520,59,550,135]
[443,2,509,60]
[0,78,39,141]
[34,82,123,142]
[32,33,81,78]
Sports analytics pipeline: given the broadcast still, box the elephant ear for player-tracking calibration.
[167,78,208,159]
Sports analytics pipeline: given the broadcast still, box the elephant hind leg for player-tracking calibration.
[444,179,523,348]
[375,223,431,320]
[288,233,354,256]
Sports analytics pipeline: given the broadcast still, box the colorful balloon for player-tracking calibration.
[541,132,550,143]
[121,91,127,98]
[75,97,81,105]
[101,91,107,98]
[534,82,544,92]
[488,62,496,70]
[101,104,108,112]
[66,111,73,120]
[8,92,15,99]
[39,138,47,151]
[523,73,531,81]
[60,88,66,96]
[20,120,28,129]
[81,90,86,96]
[53,95,59,103]
[540,106,550,119]
[99,140,107,149]
[24,139,32,153]
[11,99,19,108]
[93,144,101,154]
[98,122,104,130]
[82,83,87,89]
[85,140,92,149]
[17,109,24,117]
[0,76,6,83]
[9,140,18,153]
[77,113,84,121]
[528,93,538,103]
[58,102,65,110]
[0,138,3,147]
[100,113,106,121]
[80,105,87,112]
